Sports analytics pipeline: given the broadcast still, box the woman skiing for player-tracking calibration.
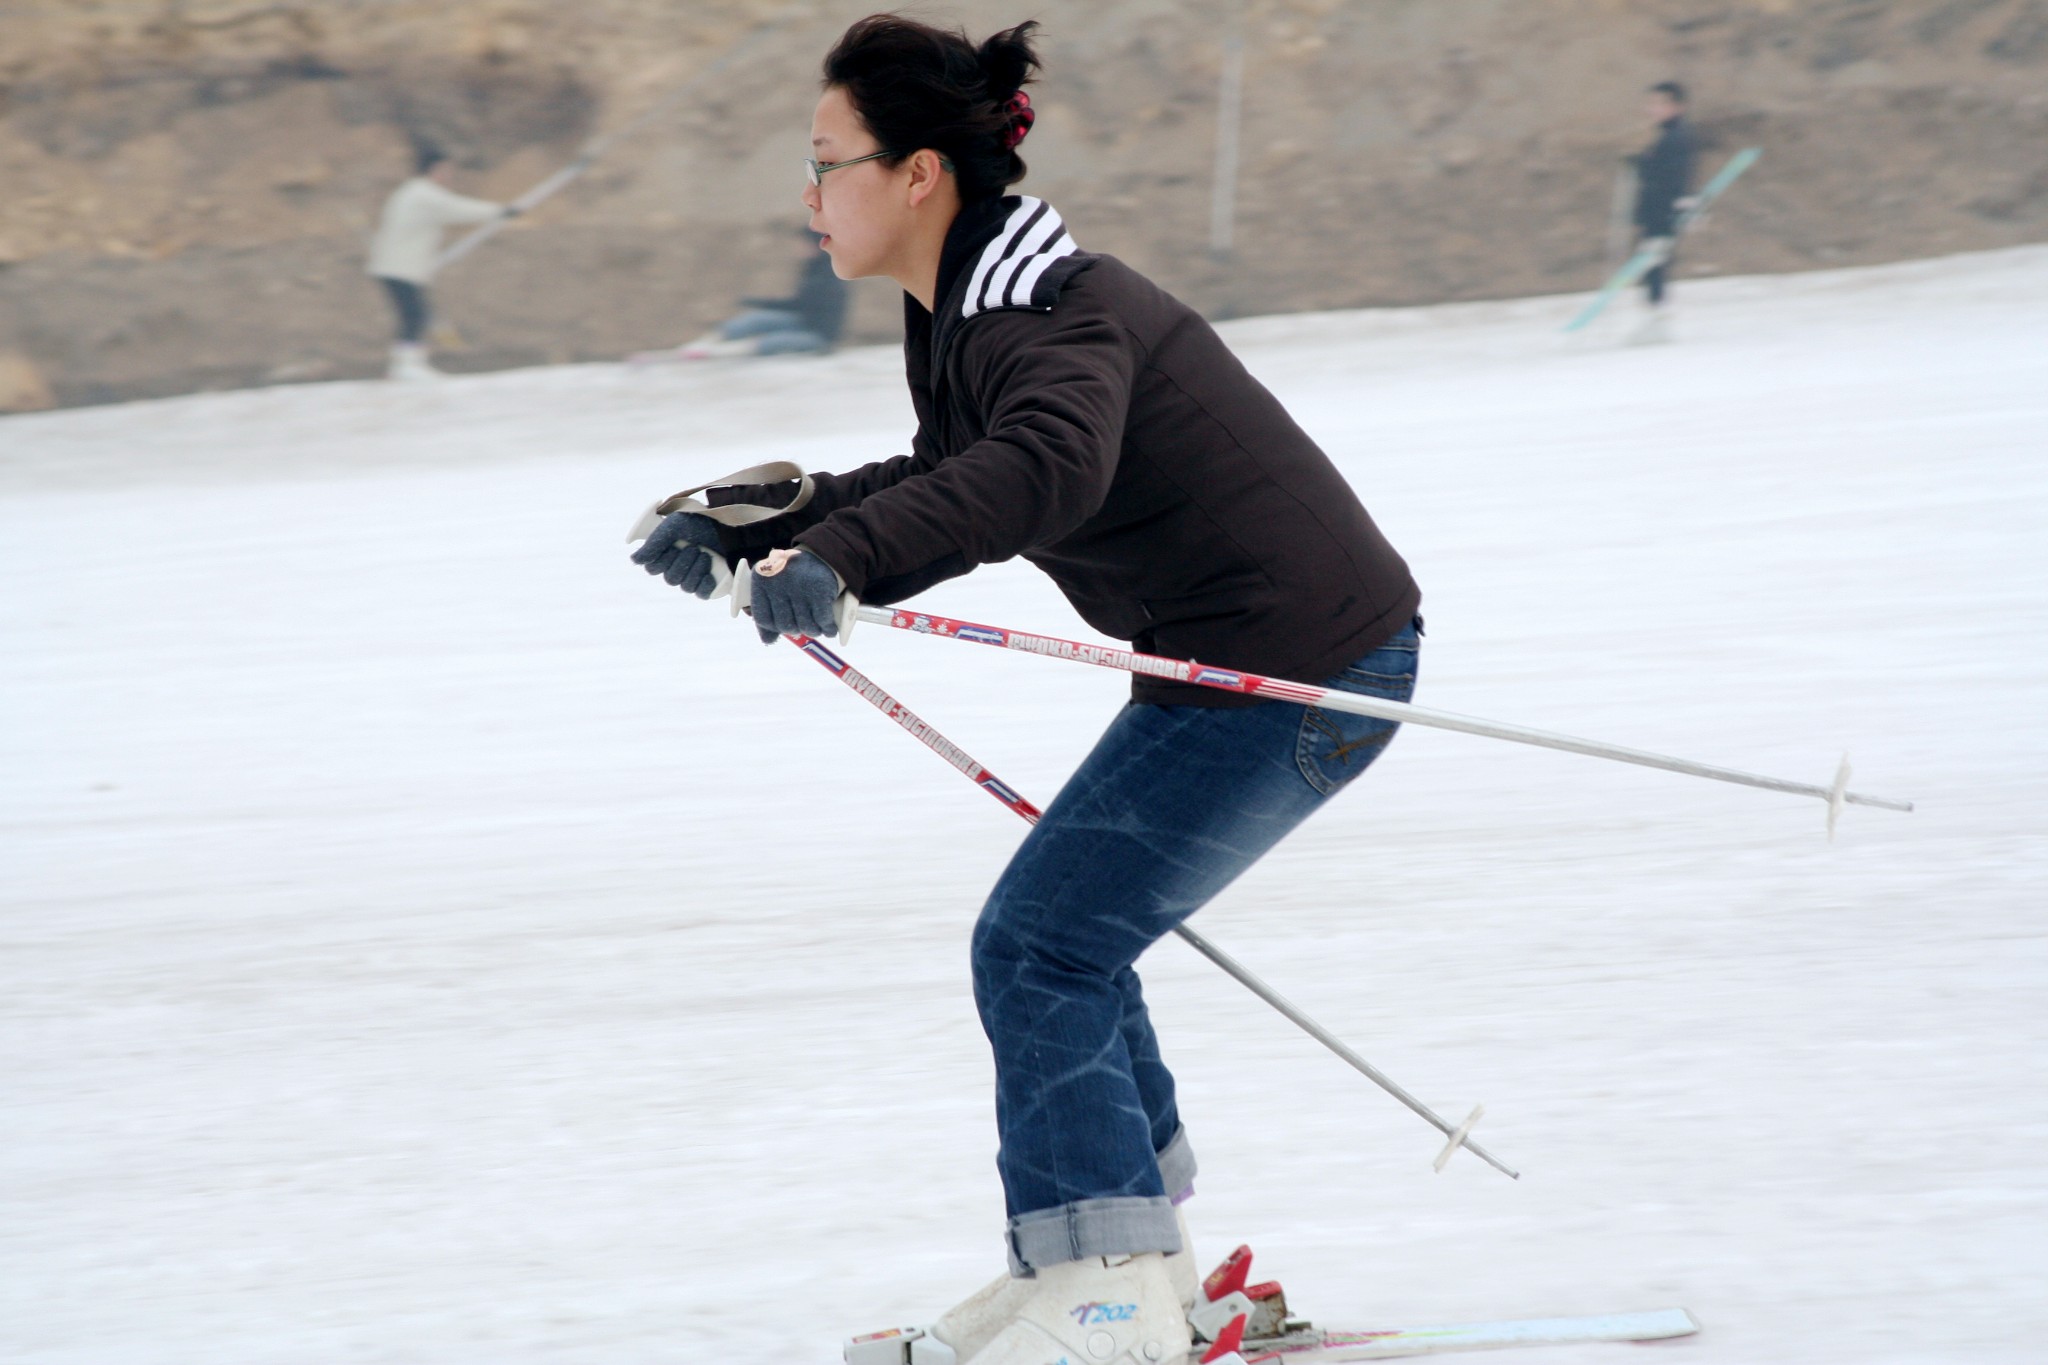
[632,16,1420,1365]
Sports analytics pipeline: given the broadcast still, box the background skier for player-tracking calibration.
[656,227,848,360]
[366,148,514,380]
[632,16,1420,1365]
[1629,80,1698,343]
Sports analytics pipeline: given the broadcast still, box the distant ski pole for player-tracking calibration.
[771,629,1519,1180]
[850,603,1912,827]
[436,0,814,273]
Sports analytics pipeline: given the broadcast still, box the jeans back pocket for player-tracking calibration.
[1295,631,1419,797]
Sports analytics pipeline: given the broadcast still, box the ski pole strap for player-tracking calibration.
[627,461,816,543]
[652,460,815,526]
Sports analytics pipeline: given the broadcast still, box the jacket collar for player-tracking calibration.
[951,195,1080,318]
[910,195,1089,373]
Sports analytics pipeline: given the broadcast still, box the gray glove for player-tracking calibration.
[630,511,726,599]
[749,550,843,644]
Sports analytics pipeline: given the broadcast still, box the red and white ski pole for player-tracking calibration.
[771,629,1518,1181]
[848,604,1913,834]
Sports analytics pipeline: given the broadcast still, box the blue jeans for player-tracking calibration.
[377,277,430,343]
[972,622,1421,1273]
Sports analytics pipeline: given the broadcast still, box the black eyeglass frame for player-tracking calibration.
[804,149,955,187]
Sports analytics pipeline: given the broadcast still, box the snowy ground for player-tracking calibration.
[4,248,2045,1365]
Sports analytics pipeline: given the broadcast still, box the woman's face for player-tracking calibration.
[803,85,915,281]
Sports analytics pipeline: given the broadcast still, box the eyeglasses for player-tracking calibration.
[803,150,954,187]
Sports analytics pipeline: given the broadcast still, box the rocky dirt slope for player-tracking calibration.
[3,0,2045,407]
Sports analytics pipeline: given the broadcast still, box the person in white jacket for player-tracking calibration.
[368,148,513,379]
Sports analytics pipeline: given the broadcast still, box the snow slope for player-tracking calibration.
[3,250,2044,1364]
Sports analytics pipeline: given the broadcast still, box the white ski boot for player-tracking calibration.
[847,1211,1199,1365]
[955,1252,1189,1365]
[1167,1206,1198,1312]
[930,1208,1198,1361]
[386,342,441,380]
[904,1273,1027,1362]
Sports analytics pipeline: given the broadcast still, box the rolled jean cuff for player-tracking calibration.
[1006,1196,1183,1275]
[1156,1126,1197,1197]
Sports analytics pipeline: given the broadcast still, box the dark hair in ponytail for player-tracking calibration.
[822,15,1041,202]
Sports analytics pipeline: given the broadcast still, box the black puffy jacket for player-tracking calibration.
[709,195,1419,707]
[1634,116,1698,237]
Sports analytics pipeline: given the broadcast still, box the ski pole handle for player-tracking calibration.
[729,559,860,642]
[623,505,735,601]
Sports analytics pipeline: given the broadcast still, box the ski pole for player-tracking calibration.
[850,603,1911,831]
[772,631,1519,1180]
[436,0,814,273]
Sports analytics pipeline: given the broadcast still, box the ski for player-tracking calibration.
[1562,146,1760,332]
[841,1243,1697,1363]
[1186,1248,1697,1364]
[1227,1308,1700,1361]
[844,1309,1700,1365]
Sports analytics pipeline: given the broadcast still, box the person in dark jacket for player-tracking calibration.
[1630,81,1698,342]
[631,19,1419,1364]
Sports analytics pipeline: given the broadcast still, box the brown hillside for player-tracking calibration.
[3,0,2045,407]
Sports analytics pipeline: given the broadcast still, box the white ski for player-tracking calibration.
[1561,146,1760,332]
[847,1240,1700,1365]
[1235,1307,1700,1361]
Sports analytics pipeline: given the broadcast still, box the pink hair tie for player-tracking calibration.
[1002,90,1035,149]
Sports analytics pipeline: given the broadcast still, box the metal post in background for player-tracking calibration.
[1606,161,1638,267]
[1209,6,1247,259]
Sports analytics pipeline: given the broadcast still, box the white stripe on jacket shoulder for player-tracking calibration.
[962,197,1080,318]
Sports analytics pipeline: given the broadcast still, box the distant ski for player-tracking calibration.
[1237,1307,1700,1361]
[1563,147,1760,332]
